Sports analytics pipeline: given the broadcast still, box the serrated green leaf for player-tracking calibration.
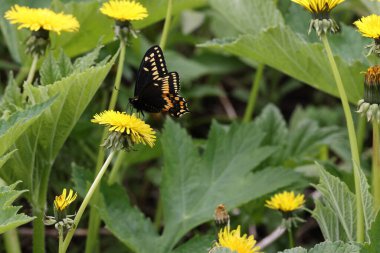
[279,241,360,253]
[312,165,357,242]
[159,119,301,252]
[0,181,35,234]
[0,96,56,156]
[40,52,62,85]
[200,0,368,103]
[97,183,159,253]
[361,212,380,253]
[57,49,73,77]
[73,46,103,73]
[1,49,115,208]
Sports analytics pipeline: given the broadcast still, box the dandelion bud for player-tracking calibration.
[358,66,380,123]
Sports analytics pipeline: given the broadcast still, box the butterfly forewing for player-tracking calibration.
[135,46,168,96]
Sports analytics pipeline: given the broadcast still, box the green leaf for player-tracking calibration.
[312,163,376,243]
[73,46,103,73]
[0,150,17,171]
[0,181,35,234]
[200,0,367,103]
[1,49,115,208]
[0,97,56,156]
[279,241,361,253]
[57,49,73,77]
[361,212,380,253]
[208,247,235,253]
[40,52,62,85]
[171,234,214,253]
[97,183,159,253]
[160,119,301,252]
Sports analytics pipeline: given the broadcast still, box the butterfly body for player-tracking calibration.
[130,45,189,117]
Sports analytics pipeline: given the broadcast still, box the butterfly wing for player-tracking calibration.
[135,45,168,96]
[161,72,189,117]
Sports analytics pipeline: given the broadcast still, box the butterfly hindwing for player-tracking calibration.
[135,45,168,96]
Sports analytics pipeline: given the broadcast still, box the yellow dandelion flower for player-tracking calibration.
[100,0,148,21]
[54,189,77,212]
[291,0,345,13]
[5,5,79,34]
[91,110,156,147]
[212,226,260,253]
[266,191,305,212]
[354,14,380,39]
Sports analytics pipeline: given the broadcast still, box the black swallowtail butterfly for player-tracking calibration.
[129,45,189,117]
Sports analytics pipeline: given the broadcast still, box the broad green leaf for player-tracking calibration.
[98,119,302,253]
[313,163,376,243]
[253,105,341,166]
[1,50,115,208]
[160,119,302,252]
[0,97,56,156]
[209,0,283,34]
[312,165,357,242]
[0,150,17,171]
[0,181,35,234]
[280,241,360,253]
[361,211,380,253]
[97,183,159,253]
[201,0,368,103]
[171,234,214,253]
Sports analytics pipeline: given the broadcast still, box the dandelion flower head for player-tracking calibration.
[54,189,77,211]
[265,191,305,212]
[291,0,345,14]
[91,110,156,147]
[354,14,380,39]
[5,5,79,34]
[100,0,148,21]
[213,226,260,253]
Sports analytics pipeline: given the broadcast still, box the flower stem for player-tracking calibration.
[373,121,380,209]
[357,116,366,154]
[26,54,39,85]
[58,227,64,253]
[4,228,21,253]
[288,226,294,248]
[108,40,126,110]
[62,151,115,253]
[33,209,45,253]
[84,40,126,253]
[243,64,265,123]
[159,0,173,50]
[320,33,364,243]
[108,151,127,185]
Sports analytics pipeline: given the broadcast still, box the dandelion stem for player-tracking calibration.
[26,54,39,85]
[288,226,294,248]
[4,229,21,253]
[85,40,125,253]
[320,33,364,243]
[373,121,380,209]
[62,151,115,253]
[58,227,64,253]
[33,210,45,253]
[159,0,173,50]
[108,40,126,110]
[108,151,127,185]
[243,64,265,123]
[357,116,366,154]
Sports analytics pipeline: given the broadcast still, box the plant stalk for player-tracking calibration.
[288,226,294,248]
[85,40,126,253]
[373,121,380,209]
[33,209,45,253]
[357,116,366,154]
[4,227,22,253]
[108,151,127,185]
[26,54,39,85]
[321,34,364,242]
[243,64,265,123]
[62,151,115,253]
[159,0,173,50]
[58,227,64,253]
